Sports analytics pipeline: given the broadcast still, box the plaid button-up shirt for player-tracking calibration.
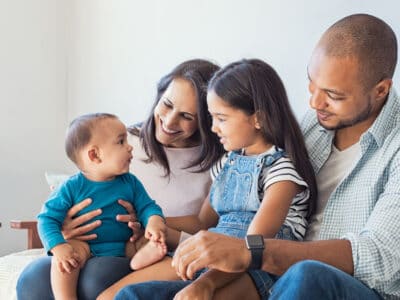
[301,88,400,299]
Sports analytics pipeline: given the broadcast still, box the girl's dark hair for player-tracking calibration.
[129,59,224,176]
[208,59,317,218]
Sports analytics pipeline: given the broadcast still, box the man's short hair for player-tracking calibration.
[321,14,397,88]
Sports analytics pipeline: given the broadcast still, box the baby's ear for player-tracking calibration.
[88,146,101,163]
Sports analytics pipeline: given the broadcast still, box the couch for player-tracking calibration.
[0,221,44,300]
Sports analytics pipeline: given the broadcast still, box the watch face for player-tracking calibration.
[246,235,264,249]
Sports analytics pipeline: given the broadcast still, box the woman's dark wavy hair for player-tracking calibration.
[208,59,317,218]
[128,59,224,176]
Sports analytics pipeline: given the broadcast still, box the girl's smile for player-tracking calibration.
[207,90,271,155]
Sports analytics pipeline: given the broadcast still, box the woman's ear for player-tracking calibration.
[87,146,101,163]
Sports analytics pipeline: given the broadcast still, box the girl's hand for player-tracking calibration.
[62,198,102,241]
[173,280,214,300]
[116,199,143,242]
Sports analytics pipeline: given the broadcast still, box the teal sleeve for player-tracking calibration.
[37,180,74,252]
[128,174,164,227]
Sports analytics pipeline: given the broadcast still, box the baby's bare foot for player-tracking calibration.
[130,241,167,270]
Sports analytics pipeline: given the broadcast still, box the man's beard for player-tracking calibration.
[318,100,373,131]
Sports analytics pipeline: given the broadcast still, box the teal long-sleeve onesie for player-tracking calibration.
[38,172,163,256]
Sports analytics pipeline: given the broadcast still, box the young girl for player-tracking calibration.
[98,59,317,300]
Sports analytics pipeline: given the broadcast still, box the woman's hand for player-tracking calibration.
[172,231,251,280]
[116,199,143,242]
[61,198,142,242]
[62,198,102,241]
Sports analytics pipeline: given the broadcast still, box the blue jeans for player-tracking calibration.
[114,260,382,300]
[16,256,131,300]
[269,260,382,300]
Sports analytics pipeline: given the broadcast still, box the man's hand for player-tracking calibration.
[172,231,251,280]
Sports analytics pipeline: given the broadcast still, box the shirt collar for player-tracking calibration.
[364,88,399,148]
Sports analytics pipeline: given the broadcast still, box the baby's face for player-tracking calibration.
[91,118,133,178]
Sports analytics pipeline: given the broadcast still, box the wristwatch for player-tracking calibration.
[245,234,265,270]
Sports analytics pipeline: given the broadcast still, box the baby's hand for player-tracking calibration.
[145,215,167,244]
[51,243,80,273]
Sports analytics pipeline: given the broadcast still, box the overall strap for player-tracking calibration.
[262,147,286,167]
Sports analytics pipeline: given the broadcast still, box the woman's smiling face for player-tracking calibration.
[153,78,199,148]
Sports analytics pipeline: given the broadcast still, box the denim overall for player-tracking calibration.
[208,148,296,299]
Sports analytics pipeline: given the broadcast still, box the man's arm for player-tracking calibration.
[173,145,400,285]
[261,238,353,275]
[342,152,400,290]
[172,231,353,280]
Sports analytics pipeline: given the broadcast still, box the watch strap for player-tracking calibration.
[248,247,263,270]
[246,235,264,270]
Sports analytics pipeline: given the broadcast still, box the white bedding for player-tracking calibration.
[0,249,45,300]
[0,173,66,299]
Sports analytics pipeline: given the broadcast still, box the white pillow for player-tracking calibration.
[45,171,70,190]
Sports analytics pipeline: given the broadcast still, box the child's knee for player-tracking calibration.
[68,239,91,261]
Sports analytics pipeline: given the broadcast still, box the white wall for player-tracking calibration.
[1,0,399,255]
[67,0,400,124]
[0,0,71,255]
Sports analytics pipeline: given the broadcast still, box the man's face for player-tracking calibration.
[307,48,378,131]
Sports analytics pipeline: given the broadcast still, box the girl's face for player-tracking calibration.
[153,78,199,148]
[207,90,271,155]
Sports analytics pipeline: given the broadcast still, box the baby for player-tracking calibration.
[38,113,167,300]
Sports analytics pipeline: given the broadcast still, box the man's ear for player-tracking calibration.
[87,146,101,163]
[373,78,392,102]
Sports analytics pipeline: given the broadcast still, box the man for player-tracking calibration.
[116,14,399,299]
